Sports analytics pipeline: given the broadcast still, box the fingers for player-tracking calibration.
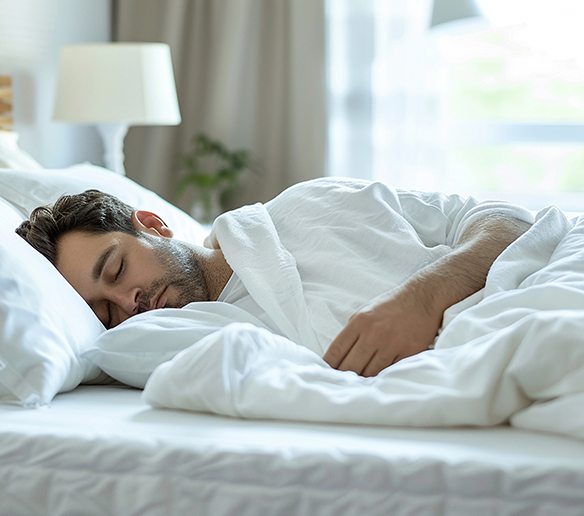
[325,320,388,376]
[361,350,380,377]
[337,338,374,374]
[323,325,358,369]
[325,310,403,376]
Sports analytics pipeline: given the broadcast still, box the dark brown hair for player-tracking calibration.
[15,190,138,264]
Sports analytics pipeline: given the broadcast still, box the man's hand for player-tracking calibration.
[324,214,532,377]
[323,282,442,377]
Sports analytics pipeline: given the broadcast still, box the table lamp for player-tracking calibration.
[53,43,181,175]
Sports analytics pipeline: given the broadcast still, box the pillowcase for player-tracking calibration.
[0,131,43,170]
[0,200,104,406]
[0,163,208,244]
[0,196,24,230]
[0,198,26,401]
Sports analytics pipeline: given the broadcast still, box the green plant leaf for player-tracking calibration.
[177,132,253,196]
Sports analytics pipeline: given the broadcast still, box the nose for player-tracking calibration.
[109,285,142,324]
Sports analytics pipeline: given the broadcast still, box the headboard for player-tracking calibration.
[0,75,13,131]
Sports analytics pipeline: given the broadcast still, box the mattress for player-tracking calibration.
[1,385,584,515]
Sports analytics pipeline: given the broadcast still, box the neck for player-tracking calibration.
[193,247,233,301]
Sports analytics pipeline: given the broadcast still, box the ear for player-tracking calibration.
[131,210,174,238]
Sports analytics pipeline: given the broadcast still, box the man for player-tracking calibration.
[16,178,532,377]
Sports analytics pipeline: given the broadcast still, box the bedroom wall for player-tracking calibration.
[0,0,111,168]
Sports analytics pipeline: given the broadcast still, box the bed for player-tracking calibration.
[2,385,584,515]
[2,75,584,515]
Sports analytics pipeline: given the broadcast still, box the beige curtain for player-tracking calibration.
[113,0,326,213]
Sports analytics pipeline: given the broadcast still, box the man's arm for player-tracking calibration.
[323,214,532,377]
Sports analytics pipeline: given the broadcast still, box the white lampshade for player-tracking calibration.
[53,42,181,175]
[53,42,181,125]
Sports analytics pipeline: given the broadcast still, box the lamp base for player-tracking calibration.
[97,123,128,175]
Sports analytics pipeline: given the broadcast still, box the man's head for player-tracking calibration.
[16,190,209,328]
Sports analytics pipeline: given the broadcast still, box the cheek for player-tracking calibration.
[134,243,167,277]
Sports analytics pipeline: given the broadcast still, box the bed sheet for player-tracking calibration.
[1,386,584,515]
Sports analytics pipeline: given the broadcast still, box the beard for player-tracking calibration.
[138,234,209,310]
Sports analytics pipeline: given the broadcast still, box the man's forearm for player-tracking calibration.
[324,213,532,376]
[407,214,532,319]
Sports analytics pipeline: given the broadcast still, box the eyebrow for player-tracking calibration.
[92,243,118,282]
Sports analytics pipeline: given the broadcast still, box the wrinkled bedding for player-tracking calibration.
[143,205,584,440]
[90,178,584,440]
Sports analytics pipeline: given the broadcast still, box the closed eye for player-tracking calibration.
[114,258,124,281]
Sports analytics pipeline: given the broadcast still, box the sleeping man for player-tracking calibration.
[15,177,533,378]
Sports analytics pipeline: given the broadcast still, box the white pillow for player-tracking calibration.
[0,163,208,244]
[0,131,43,170]
[0,163,207,405]
[0,202,104,406]
[0,198,26,401]
[0,196,24,230]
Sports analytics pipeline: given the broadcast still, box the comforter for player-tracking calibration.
[95,178,584,440]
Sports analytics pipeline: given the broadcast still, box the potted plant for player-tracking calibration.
[177,133,252,223]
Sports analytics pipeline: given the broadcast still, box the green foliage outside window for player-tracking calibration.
[442,26,584,200]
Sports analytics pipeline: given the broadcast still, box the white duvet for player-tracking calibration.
[94,178,584,440]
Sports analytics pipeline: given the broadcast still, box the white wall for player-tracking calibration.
[0,0,111,167]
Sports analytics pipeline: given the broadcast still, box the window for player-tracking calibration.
[326,0,584,211]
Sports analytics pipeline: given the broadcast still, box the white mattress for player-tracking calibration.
[1,386,584,515]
